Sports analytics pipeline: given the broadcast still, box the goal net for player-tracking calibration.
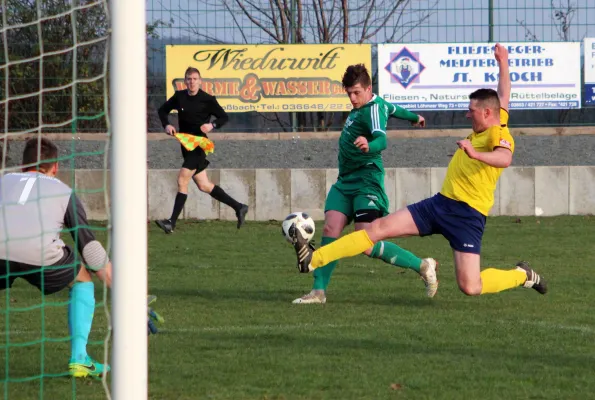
[0,0,147,398]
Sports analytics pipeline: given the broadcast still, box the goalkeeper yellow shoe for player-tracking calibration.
[69,356,110,378]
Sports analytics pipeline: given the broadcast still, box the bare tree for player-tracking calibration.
[516,0,587,125]
[551,0,576,42]
[518,0,577,43]
[158,0,438,132]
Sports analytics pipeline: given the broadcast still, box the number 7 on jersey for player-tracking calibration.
[18,176,38,205]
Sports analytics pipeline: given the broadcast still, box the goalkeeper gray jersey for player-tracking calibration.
[0,172,96,266]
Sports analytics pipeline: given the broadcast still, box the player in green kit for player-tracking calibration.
[292,64,439,304]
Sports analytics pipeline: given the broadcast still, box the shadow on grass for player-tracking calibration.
[152,287,439,308]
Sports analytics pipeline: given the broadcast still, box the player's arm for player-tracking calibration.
[354,131,387,154]
[209,96,229,129]
[354,103,387,153]
[63,194,111,283]
[494,43,510,111]
[471,147,512,168]
[367,132,387,153]
[457,139,512,168]
[389,104,425,127]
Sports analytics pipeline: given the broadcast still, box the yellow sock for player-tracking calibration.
[480,268,527,294]
[311,230,374,269]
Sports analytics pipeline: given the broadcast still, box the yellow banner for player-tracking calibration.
[165,44,372,113]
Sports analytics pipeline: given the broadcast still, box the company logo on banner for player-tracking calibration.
[585,38,595,107]
[378,43,581,111]
[165,44,371,112]
[384,48,426,89]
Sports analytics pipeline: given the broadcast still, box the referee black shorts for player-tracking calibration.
[0,246,80,295]
[180,144,210,174]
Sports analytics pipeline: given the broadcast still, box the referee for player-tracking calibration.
[155,67,248,233]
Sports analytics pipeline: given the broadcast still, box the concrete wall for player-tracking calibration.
[71,167,595,220]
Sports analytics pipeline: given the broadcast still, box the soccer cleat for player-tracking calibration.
[236,204,249,229]
[290,224,314,273]
[516,261,547,294]
[292,290,326,304]
[155,219,174,234]
[419,258,439,298]
[69,356,110,378]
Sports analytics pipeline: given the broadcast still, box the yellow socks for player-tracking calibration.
[311,230,374,269]
[480,268,527,294]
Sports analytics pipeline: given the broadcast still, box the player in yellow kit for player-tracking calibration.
[289,43,547,297]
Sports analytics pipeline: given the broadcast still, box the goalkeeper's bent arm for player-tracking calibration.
[63,194,110,274]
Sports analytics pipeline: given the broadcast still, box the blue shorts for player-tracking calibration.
[407,193,486,254]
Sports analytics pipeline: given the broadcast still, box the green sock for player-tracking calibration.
[312,236,337,291]
[370,241,422,273]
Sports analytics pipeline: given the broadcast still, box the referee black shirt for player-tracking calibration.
[158,89,229,137]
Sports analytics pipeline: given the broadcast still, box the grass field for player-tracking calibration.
[1,216,595,400]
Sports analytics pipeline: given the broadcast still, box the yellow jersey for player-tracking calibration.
[440,109,514,216]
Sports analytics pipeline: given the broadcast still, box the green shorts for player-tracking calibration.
[325,167,389,223]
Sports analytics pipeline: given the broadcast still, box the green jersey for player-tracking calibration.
[338,94,418,177]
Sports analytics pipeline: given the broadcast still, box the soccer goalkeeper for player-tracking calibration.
[0,137,155,378]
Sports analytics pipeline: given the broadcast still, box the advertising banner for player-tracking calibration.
[166,44,372,113]
[378,42,581,110]
[584,38,595,106]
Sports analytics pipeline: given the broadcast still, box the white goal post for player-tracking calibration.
[109,0,148,399]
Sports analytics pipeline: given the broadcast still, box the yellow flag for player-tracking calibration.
[174,133,215,155]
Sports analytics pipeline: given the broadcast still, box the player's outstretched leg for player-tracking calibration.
[369,241,439,298]
[515,261,548,294]
[293,229,374,274]
[291,226,314,273]
[68,282,110,378]
[479,261,547,295]
[293,236,337,304]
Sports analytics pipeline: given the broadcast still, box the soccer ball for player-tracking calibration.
[281,212,315,244]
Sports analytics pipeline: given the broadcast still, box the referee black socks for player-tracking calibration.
[210,185,242,212]
[170,192,188,227]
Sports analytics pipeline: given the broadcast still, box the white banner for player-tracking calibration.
[378,42,581,111]
[585,38,595,106]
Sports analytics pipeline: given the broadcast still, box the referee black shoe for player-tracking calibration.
[155,219,174,234]
[236,204,249,229]
[516,261,547,294]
